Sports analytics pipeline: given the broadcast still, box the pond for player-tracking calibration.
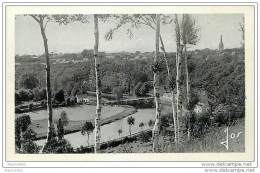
[35,108,155,148]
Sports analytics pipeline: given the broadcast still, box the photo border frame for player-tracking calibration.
[1,1,258,169]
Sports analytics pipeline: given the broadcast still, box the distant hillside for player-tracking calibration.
[15,48,245,110]
[190,48,244,108]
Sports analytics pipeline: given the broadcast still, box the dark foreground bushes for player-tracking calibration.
[43,138,74,153]
[189,104,245,138]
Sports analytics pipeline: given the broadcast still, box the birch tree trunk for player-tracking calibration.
[159,36,178,145]
[94,14,101,153]
[39,16,54,145]
[129,125,131,136]
[184,44,191,140]
[184,45,190,106]
[87,133,90,147]
[176,51,181,144]
[174,14,182,144]
[152,14,162,152]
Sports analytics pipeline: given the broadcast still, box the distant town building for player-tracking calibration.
[219,35,224,52]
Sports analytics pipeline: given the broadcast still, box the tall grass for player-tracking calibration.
[158,118,244,153]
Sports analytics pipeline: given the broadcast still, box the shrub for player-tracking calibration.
[15,107,22,113]
[39,88,47,100]
[66,98,71,106]
[117,129,123,137]
[21,129,38,154]
[15,92,22,104]
[60,111,69,126]
[15,115,32,152]
[191,113,210,138]
[56,118,65,140]
[148,119,155,128]
[134,82,150,97]
[139,82,150,96]
[19,73,39,90]
[214,112,230,126]
[55,139,74,153]
[112,86,124,104]
[54,89,65,103]
[127,116,135,136]
[41,100,47,107]
[134,82,143,97]
[28,103,34,111]
[75,145,94,153]
[43,138,74,153]
[190,92,199,109]
[137,131,151,142]
[212,104,243,126]
[160,116,171,131]
[23,129,37,141]
[16,115,31,132]
[33,88,41,101]
[81,121,95,146]
[139,122,144,129]
[18,89,34,101]
[22,140,39,153]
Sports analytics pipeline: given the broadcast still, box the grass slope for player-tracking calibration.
[103,118,245,153]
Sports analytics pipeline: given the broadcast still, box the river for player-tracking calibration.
[35,108,155,148]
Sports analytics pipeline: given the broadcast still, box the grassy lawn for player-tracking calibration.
[24,104,126,121]
[30,105,136,139]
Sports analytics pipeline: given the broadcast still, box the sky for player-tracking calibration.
[15,14,243,55]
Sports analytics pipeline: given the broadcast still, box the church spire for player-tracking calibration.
[219,34,224,52]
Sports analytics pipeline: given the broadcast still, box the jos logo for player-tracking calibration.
[220,127,242,151]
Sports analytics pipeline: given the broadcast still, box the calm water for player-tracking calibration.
[36,108,155,148]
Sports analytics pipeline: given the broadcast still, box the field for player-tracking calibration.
[24,104,136,139]
[23,104,125,121]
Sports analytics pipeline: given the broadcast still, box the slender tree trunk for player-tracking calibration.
[93,14,101,153]
[176,50,181,144]
[39,17,54,147]
[152,14,162,152]
[174,14,182,144]
[159,36,178,145]
[87,133,89,146]
[184,45,190,107]
[129,125,131,136]
[184,44,191,140]
[128,81,131,96]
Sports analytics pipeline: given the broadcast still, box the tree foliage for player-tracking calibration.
[15,115,33,152]
[81,121,95,146]
[19,73,39,90]
[81,121,94,136]
[181,14,200,45]
[54,89,65,103]
[60,111,69,126]
[127,116,135,136]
